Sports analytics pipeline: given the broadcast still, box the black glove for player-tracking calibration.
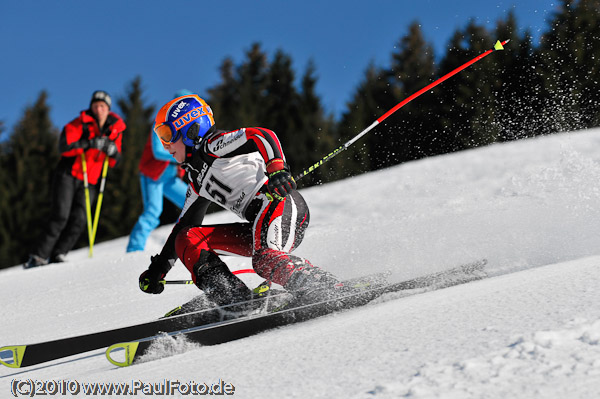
[139,256,168,294]
[104,141,118,157]
[266,159,296,201]
[90,136,118,157]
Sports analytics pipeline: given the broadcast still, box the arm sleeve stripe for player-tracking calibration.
[246,128,285,162]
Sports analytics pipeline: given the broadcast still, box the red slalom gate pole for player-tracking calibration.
[295,39,510,181]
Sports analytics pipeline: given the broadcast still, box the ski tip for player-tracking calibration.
[0,345,27,368]
[106,342,140,367]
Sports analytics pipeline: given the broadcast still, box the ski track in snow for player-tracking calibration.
[2,129,600,398]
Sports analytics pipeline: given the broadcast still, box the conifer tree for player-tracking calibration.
[262,50,299,146]
[536,0,600,132]
[207,44,336,185]
[437,22,499,152]
[262,51,332,185]
[236,43,270,127]
[386,22,437,163]
[0,92,59,267]
[295,61,338,184]
[492,11,544,140]
[337,63,392,174]
[208,58,239,128]
[208,43,270,129]
[338,23,437,174]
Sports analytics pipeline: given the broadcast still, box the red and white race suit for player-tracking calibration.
[155,127,316,288]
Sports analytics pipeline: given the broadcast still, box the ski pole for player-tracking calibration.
[295,39,510,181]
[90,157,109,254]
[80,153,94,257]
[161,280,195,285]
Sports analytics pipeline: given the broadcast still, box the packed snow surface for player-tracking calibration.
[2,129,600,398]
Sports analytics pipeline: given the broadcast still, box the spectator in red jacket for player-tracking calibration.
[24,90,126,268]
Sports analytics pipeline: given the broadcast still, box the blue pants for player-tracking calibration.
[126,166,187,252]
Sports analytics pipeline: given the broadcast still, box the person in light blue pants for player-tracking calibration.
[127,91,191,252]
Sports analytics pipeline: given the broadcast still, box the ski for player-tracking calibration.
[0,272,387,369]
[0,260,484,369]
[0,291,294,369]
[106,259,487,367]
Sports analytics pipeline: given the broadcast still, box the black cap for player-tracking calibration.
[90,90,112,109]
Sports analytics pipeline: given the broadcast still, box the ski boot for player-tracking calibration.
[23,254,48,269]
[249,280,293,313]
[284,262,345,307]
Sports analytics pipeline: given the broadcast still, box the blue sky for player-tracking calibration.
[1,1,557,137]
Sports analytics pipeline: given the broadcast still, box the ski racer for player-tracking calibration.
[138,94,342,306]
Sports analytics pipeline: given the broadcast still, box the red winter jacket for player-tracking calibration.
[138,132,184,181]
[138,134,169,180]
[58,110,126,185]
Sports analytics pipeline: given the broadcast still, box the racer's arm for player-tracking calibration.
[243,127,297,198]
[158,192,211,268]
[205,127,286,164]
[139,187,211,294]
[205,127,296,199]
[242,127,286,163]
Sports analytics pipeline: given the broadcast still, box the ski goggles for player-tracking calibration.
[154,122,181,144]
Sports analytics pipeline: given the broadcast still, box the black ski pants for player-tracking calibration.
[35,169,98,259]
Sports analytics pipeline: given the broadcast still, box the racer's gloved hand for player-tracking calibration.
[139,255,167,294]
[266,159,296,201]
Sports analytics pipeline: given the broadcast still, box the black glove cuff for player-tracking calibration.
[149,254,171,275]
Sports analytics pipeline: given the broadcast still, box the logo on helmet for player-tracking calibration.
[174,108,207,130]
[171,101,188,119]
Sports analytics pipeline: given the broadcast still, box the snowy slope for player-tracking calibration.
[2,129,600,398]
